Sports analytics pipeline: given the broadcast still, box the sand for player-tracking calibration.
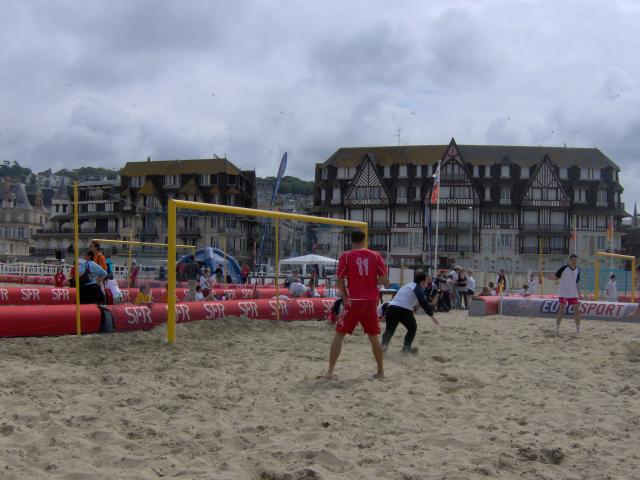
[1,312,640,480]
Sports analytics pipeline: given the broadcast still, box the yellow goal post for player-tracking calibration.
[166,199,368,344]
[594,251,636,302]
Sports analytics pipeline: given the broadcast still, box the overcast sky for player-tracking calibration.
[1,0,639,208]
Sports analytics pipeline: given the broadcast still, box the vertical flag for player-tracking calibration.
[430,162,441,204]
[607,216,614,252]
[255,152,287,273]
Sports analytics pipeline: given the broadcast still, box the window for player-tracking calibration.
[550,237,565,250]
[597,189,608,206]
[521,166,530,179]
[392,232,410,247]
[320,189,326,201]
[199,174,211,186]
[581,168,602,180]
[399,165,407,178]
[559,167,568,179]
[484,186,491,201]
[332,187,341,202]
[87,203,96,212]
[532,188,542,200]
[383,166,391,178]
[105,202,114,212]
[544,189,558,201]
[130,176,144,187]
[500,187,511,203]
[227,175,237,185]
[501,165,510,178]
[414,186,421,201]
[473,165,479,177]
[395,210,409,225]
[164,174,180,187]
[574,188,587,203]
[321,168,328,180]
[337,167,353,179]
[415,166,422,178]
[597,236,606,250]
[397,186,407,201]
[55,205,59,213]
[497,233,512,248]
[483,212,492,227]
[228,194,236,206]
[211,174,219,185]
[498,212,512,225]
[580,215,589,229]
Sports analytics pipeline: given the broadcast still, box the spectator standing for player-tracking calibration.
[54,267,66,288]
[105,254,114,276]
[78,250,107,305]
[89,240,107,271]
[495,269,508,294]
[527,273,539,294]
[467,270,476,297]
[605,274,618,302]
[241,264,250,284]
[184,256,199,301]
[129,260,140,288]
[456,269,469,309]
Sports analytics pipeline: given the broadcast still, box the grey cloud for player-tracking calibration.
[1,0,640,209]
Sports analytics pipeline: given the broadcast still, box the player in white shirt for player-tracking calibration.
[605,274,618,302]
[555,254,581,335]
[527,273,539,294]
[381,271,439,354]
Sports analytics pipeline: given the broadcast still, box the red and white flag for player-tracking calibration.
[430,162,441,204]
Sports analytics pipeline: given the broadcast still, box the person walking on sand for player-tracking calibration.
[324,229,388,380]
[555,254,582,336]
[605,274,618,302]
[381,271,439,355]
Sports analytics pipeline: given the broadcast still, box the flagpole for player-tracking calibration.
[432,161,442,275]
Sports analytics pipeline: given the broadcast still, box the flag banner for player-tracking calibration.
[607,217,614,241]
[256,152,287,272]
[430,163,441,204]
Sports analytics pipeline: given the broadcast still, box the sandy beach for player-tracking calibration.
[1,312,639,479]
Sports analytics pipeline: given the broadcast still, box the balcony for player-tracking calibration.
[429,221,473,231]
[438,244,478,253]
[331,199,341,205]
[521,199,570,208]
[370,222,388,229]
[179,227,201,237]
[440,172,467,182]
[499,199,511,205]
[520,246,568,255]
[521,224,569,233]
[396,198,408,204]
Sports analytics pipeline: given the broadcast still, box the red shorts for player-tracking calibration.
[559,297,579,305]
[335,299,380,335]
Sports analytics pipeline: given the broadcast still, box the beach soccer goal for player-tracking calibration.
[166,200,368,344]
[593,251,636,302]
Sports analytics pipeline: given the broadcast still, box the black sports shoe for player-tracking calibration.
[401,347,418,354]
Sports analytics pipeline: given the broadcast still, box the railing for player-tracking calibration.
[370,222,388,229]
[438,244,477,253]
[520,246,568,254]
[429,222,473,230]
[396,198,407,204]
[369,244,388,251]
[394,222,409,227]
[521,224,569,232]
[440,173,467,182]
[499,199,511,205]
[178,227,201,236]
[331,199,341,205]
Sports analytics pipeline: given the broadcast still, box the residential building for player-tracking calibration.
[119,157,257,265]
[33,179,122,257]
[312,138,626,273]
[0,180,50,259]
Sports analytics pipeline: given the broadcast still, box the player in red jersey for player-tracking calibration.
[324,229,388,379]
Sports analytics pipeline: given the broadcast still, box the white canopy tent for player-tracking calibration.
[279,254,338,276]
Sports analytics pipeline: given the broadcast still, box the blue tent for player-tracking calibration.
[179,247,243,283]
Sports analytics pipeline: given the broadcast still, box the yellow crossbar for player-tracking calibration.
[92,238,196,250]
[166,199,368,344]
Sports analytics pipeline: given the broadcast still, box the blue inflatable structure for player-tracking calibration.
[179,247,243,283]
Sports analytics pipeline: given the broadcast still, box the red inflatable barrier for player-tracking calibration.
[104,298,337,332]
[0,304,102,337]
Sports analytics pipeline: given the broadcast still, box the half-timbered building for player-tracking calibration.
[312,138,626,273]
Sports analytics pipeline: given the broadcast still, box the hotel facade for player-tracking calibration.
[312,139,626,273]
